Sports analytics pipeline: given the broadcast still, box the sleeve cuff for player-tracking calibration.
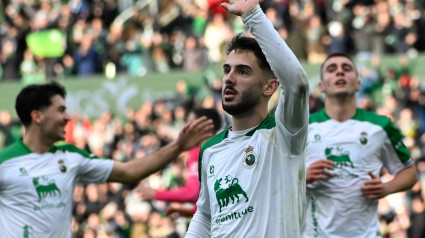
[241,4,262,23]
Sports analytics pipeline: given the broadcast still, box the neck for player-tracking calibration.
[324,96,357,122]
[231,107,268,131]
[22,128,55,154]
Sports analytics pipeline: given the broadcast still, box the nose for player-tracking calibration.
[64,113,71,122]
[223,71,235,86]
[336,66,345,76]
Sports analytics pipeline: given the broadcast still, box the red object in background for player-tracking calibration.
[399,74,411,89]
[208,0,229,17]
[64,117,92,144]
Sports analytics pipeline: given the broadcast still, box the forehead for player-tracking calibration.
[225,50,258,68]
[323,56,354,68]
[49,94,66,107]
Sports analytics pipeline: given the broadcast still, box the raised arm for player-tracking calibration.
[222,0,309,134]
[107,117,213,184]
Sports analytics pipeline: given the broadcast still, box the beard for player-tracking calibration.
[222,90,261,116]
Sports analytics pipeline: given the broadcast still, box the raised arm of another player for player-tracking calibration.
[107,117,213,184]
[223,0,309,135]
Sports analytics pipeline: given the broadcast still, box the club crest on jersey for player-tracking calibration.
[359,132,369,146]
[243,146,257,168]
[58,160,67,173]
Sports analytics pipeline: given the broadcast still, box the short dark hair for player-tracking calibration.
[191,108,222,134]
[15,82,67,126]
[320,53,358,80]
[227,33,275,78]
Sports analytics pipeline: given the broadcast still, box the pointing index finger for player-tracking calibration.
[368,171,377,179]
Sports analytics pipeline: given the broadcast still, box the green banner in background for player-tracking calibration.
[1,53,425,120]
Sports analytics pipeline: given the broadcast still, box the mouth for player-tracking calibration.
[223,87,237,101]
[335,79,347,86]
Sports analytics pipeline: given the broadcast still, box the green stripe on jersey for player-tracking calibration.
[0,141,99,165]
[309,109,330,124]
[198,114,276,182]
[50,143,99,159]
[310,108,411,164]
[0,140,32,164]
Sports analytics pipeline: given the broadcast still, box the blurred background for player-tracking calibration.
[1,0,425,237]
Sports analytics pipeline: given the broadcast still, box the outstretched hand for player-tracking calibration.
[221,0,260,16]
[176,116,213,151]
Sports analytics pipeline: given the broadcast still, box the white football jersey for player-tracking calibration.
[0,140,114,238]
[302,108,412,238]
[196,114,307,237]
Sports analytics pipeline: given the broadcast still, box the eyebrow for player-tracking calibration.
[223,64,253,72]
[325,63,353,70]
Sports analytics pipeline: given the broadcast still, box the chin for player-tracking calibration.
[56,134,66,142]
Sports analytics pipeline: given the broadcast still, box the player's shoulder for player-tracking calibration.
[202,129,228,152]
[52,142,98,159]
[352,108,392,127]
[309,109,330,124]
[0,141,29,165]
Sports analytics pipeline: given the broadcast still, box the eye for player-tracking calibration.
[240,69,248,75]
[343,65,353,72]
[223,67,230,74]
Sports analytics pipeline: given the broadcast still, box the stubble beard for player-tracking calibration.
[222,92,260,116]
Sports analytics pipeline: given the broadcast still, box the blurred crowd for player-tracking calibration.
[0,0,425,82]
[2,0,425,237]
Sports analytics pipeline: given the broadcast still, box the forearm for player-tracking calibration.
[242,5,309,133]
[108,141,182,183]
[384,165,417,195]
[155,182,200,203]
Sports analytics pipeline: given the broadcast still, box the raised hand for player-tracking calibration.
[221,0,260,16]
[306,159,334,184]
[176,116,213,151]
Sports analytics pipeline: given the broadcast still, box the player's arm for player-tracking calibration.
[361,117,418,199]
[185,210,212,237]
[155,179,200,203]
[107,117,213,184]
[186,145,211,236]
[138,180,199,203]
[222,0,309,134]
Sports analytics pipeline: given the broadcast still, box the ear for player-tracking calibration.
[30,110,44,124]
[263,79,279,97]
[318,81,325,93]
[356,79,361,91]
